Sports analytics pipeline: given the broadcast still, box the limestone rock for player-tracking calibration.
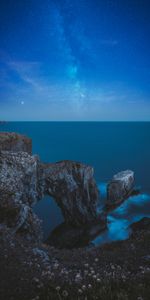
[0,151,41,205]
[44,160,101,226]
[0,151,43,241]
[0,132,32,154]
[0,133,105,237]
[0,149,103,232]
[107,170,134,207]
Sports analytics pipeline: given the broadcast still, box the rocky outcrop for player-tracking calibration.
[0,150,43,241]
[107,170,134,207]
[0,151,41,205]
[0,133,149,300]
[0,132,32,154]
[0,133,103,232]
[44,160,101,226]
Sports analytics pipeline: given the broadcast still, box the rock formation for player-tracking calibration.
[0,132,103,234]
[107,170,134,207]
[0,132,32,154]
[0,133,149,300]
[0,150,43,241]
[44,160,101,226]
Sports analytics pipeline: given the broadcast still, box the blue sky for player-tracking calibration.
[0,0,150,120]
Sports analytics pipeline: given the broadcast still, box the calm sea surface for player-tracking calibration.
[0,122,150,246]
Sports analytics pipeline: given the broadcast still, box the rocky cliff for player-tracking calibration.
[0,132,149,300]
[0,132,32,154]
[0,132,103,234]
[44,160,100,226]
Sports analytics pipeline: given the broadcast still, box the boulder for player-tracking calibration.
[43,160,102,226]
[107,170,134,207]
[0,132,32,154]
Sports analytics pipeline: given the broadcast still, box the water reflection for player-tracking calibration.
[33,195,64,239]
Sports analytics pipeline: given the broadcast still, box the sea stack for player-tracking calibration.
[107,170,134,207]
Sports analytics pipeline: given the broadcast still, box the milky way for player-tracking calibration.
[0,0,150,120]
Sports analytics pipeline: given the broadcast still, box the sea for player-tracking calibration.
[0,122,150,246]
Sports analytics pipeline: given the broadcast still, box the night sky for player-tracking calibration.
[0,0,150,120]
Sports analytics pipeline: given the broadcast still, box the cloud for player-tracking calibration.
[7,61,42,88]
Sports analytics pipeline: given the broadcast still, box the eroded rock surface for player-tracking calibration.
[107,170,134,207]
[0,133,149,300]
[0,151,41,205]
[0,133,103,230]
[0,132,32,154]
[0,151,43,241]
[44,160,101,226]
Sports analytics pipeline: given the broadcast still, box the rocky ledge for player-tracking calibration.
[0,132,32,154]
[0,216,149,300]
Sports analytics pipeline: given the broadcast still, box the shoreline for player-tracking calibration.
[0,132,150,299]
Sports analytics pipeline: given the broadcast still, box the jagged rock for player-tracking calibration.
[43,160,102,226]
[0,194,42,242]
[0,151,43,206]
[107,170,134,207]
[17,209,43,242]
[0,149,103,232]
[0,133,103,228]
[0,132,32,154]
[0,151,43,241]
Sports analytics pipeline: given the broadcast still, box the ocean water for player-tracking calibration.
[0,122,150,246]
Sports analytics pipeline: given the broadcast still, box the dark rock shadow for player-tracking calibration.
[104,188,141,213]
[46,217,107,249]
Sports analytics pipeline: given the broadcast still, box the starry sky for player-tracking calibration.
[0,0,150,121]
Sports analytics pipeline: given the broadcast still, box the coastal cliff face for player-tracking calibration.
[0,150,43,242]
[0,132,32,154]
[0,132,102,232]
[0,132,149,300]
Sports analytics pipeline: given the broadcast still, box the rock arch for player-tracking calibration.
[0,132,105,240]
